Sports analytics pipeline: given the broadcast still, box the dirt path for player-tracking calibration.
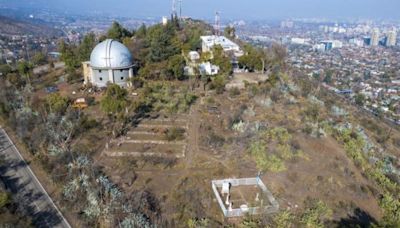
[186,99,201,168]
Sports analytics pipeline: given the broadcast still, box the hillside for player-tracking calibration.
[0,19,399,227]
[0,15,63,37]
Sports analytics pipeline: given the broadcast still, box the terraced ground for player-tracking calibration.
[104,116,189,158]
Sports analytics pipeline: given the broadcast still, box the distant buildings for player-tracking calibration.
[363,37,372,46]
[291,38,307,45]
[349,38,364,47]
[320,24,346,34]
[371,28,380,46]
[315,40,343,51]
[200,35,243,57]
[387,30,397,47]
[280,20,294,29]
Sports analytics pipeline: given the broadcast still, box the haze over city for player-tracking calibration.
[1,0,400,20]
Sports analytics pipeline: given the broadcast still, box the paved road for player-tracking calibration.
[0,128,71,228]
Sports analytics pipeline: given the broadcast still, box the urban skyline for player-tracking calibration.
[1,0,400,20]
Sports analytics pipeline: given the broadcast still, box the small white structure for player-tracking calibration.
[200,35,243,57]
[199,62,219,76]
[162,16,168,26]
[188,51,200,62]
[221,181,230,194]
[83,39,134,88]
[240,204,249,213]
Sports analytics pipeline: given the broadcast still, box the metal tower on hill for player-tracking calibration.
[215,11,221,35]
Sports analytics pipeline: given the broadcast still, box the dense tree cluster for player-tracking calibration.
[105,21,132,42]
[58,33,97,73]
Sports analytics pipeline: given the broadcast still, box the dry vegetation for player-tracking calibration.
[0,19,399,228]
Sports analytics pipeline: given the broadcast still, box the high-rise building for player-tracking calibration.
[387,30,397,46]
[363,37,371,46]
[320,40,343,51]
[371,28,380,46]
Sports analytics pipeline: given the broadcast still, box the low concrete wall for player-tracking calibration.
[211,177,279,217]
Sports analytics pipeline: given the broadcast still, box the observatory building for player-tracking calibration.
[82,39,134,87]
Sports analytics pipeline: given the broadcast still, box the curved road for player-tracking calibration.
[0,128,71,228]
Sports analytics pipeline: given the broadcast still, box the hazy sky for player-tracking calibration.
[1,0,400,20]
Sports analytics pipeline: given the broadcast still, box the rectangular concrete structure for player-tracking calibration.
[211,177,279,217]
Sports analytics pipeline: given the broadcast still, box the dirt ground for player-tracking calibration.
[95,83,400,224]
[264,134,382,220]
[217,185,267,209]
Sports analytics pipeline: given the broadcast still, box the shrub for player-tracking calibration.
[205,132,225,148]
[248,141,286,172]
[229,87,241,97]
[100,84,128,114]
[271,210,295,228]
[0,191,10,209]
[300,200,332,228]
[164,127,185,141]
[46,93,70,114]
[210,75,226,94]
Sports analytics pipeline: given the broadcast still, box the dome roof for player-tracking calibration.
[90,39,133,69]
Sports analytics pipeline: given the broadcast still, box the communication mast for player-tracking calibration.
[179,0,183,19]
[215,11,220,35]
[172,0,177,17]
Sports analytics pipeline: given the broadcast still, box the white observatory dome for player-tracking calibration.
[90,39,133,69]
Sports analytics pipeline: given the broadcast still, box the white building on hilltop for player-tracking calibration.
[82,39,134,88]
[199,62,219,76]
[200,35,243,57]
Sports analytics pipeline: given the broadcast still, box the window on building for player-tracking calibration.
[99,70,102,73]
[121,77,124,80]
[120,69,123,72]
[99,77,103,81]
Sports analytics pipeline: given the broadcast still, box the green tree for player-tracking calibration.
[355,93,366,106]
[379,193,400,227]
[17,61,33,85]
[300,200,333,228]
[239,44,265,72]
[147,24,180,63]
[0,191,9,209]
[58,39,80,72]
[224,26,236,39]
[270,210,295,228]
[100,84,128,114]
[135,24,147,39]
[78,33,96,62]
[210,75,226,94]
[323,70,333,84]
[167,54,186,80]
[211,45,232,75]
[107,21,132,41]
[46,93,69,114]
[0,64,12,76]
[32,52,47,66]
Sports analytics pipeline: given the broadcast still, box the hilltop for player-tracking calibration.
[0,17,399,227]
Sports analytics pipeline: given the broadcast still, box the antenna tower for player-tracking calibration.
[179,0,183,19]
[172,0,177,17]
[215,11,220,35]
